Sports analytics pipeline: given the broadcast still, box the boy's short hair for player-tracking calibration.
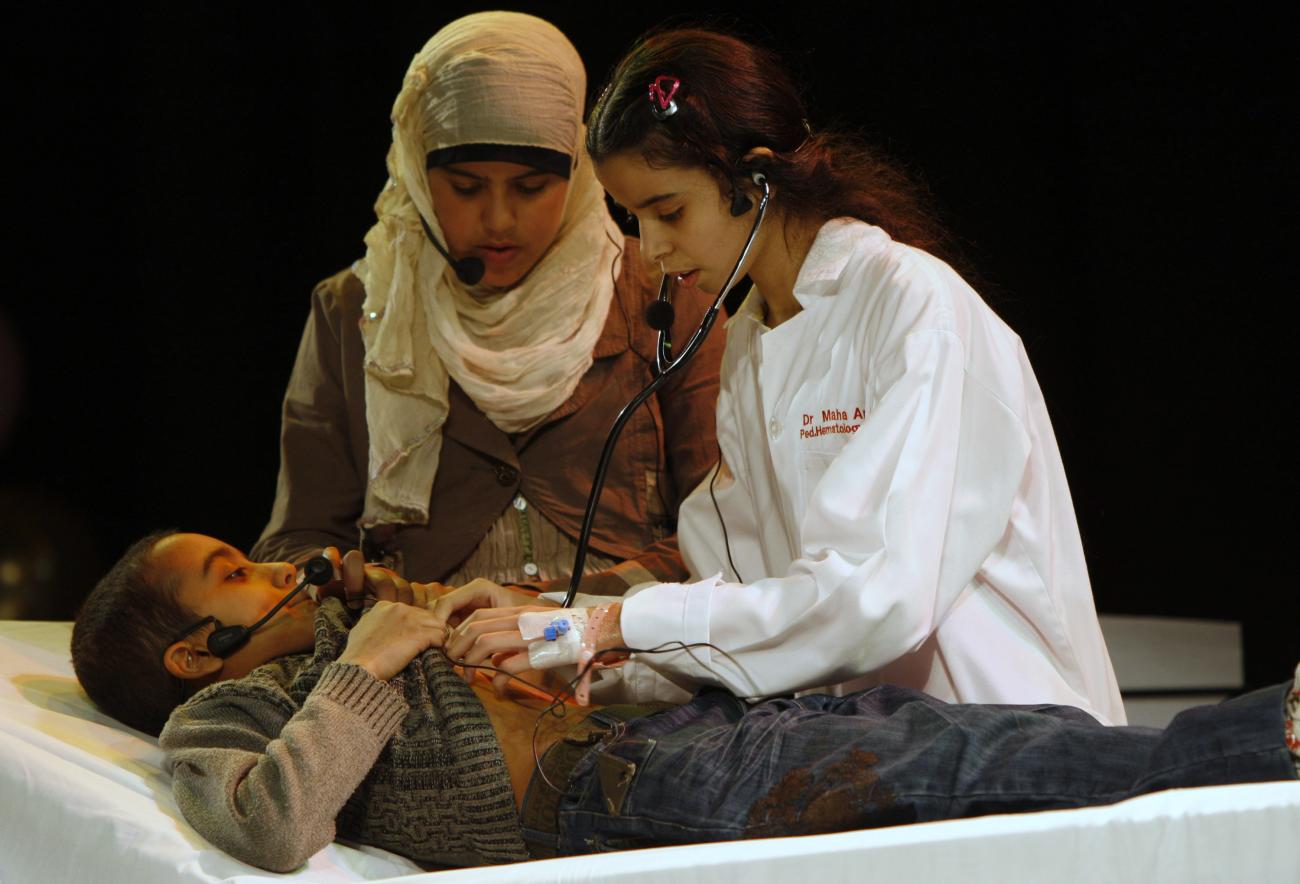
[72,529,196,736]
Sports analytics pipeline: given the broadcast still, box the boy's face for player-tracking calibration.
[152,534,318,654]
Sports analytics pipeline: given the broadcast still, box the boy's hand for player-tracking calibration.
[337,600,446,681]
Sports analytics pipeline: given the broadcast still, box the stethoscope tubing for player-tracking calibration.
[562,180,771,608]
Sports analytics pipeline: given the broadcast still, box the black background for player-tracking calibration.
[3,4,1296,687]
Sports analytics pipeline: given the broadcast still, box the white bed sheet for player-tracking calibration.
[2,620,1296,884]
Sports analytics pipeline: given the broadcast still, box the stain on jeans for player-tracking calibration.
[745,749,911,836]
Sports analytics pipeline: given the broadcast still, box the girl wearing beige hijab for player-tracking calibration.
[252,12,722,598]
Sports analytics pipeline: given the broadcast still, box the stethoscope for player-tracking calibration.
[560,171,770,607]
[189,173,769,647]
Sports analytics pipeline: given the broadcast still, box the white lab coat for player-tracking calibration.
[588,219,1124,724]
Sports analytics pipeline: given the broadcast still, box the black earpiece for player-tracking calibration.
[207,624,251,658]
[729,189,752,217]
[729,170,768,217]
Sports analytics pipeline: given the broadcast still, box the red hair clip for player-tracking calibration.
[648,75,681,120]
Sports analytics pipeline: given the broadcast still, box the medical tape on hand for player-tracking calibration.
[521,609,589,670]
[574,604,617,707]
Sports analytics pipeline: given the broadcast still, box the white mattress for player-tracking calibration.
[1,619,1296,884]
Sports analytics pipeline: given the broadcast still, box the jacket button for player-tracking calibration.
[768,418,782,439]
[495,464,519,486]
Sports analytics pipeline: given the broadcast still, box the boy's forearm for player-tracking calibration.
[161,662,406,872]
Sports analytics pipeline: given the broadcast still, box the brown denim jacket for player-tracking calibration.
[251,238,722,595]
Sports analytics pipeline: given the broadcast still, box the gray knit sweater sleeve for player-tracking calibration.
[160,662,407,873]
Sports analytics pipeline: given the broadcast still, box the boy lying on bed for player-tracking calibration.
[71,530,1299,873]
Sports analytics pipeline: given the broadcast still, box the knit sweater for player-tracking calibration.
[159,598,527,872]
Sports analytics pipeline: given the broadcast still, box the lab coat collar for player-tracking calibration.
[730,286,767,327]
[726,218,883,332]
[791,218,884,304]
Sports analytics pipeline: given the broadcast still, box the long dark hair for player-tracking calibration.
[587,28,950,258]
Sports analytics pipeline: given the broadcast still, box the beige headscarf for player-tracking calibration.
[354,12,623,528]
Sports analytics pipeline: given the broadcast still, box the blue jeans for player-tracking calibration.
[543,684,1295,854]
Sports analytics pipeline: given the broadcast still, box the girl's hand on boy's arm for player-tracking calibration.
[433,579,557,629]
[410,581,453,610]
[316,547,446,608]
[338,548,413,604]
[315,547,371,606]
[432,580,557,684]
[313,551,529,615]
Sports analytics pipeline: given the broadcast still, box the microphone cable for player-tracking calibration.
[708,441,745,584]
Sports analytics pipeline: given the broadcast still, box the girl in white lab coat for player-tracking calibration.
[438,28,1125,724]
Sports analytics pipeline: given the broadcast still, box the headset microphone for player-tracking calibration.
[417,215,486,286]
[205,556,337,658]
[644,299,675,331]
[644,299,676,363]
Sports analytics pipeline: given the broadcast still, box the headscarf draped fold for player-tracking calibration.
[353,12,623,528]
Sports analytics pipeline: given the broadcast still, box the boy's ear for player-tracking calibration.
[162,638,224,681]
